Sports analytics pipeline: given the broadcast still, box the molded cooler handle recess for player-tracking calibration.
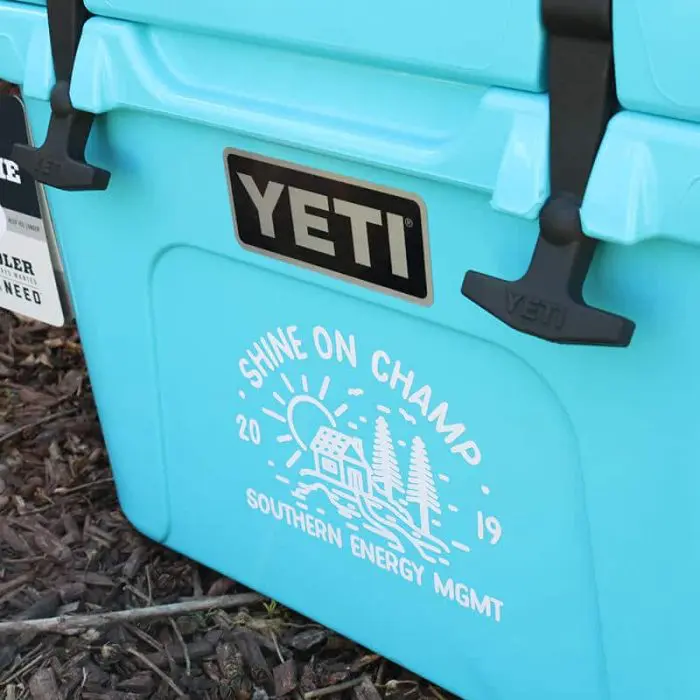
[12,0,110,191]
[462,0,635,347]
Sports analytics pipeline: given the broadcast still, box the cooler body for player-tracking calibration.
[1,4,700,700]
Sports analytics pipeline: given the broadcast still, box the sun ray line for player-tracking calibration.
[281,373,295,394]
[273,392,286,406]
[276,434,293,443]
[319,376,331,401]
[334,403,349,418]
[301,375,309,393]
[262,408,287,423]
[286,450,302,469]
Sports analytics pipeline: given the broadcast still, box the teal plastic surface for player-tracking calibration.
[614,0,700,122]
[5,2,700,699]
[0,2,49,86]
[81,0,544,92]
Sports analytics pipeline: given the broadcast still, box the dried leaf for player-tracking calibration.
[32,524,72,562]
[234,630,271,685]
[0,644,17,672]
[61,513,81,544]
[16,591,61,621]
[217,642,244,681]
[122,547,147,579]
[300,663,317,693]
[117,672,156,693]
[81,572,115,587]
[207,577,235,597]
[58,369,83,396]
[0,519,31,553]
[29,667,59,700]
[353,677,383,700]
[273,660,297,697]
[290,629,328,653]
[58,582,86,604]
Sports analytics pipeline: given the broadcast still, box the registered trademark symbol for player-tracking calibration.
[404,218,414,228]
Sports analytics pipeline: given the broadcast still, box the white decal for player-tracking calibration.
[0,208,64,325]
[452,541,471,553]
[0,158,21,185]
[477,511,503,545]
[236,414,261,445]
[235,325,503,623]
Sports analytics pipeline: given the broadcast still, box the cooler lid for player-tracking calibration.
[20,8,700,256]
[81,0,545,92]
[16,7,700,253]
[13,2,700,348]
[583,111,700,249]
[0,1,48,87]
[614,0,700,122]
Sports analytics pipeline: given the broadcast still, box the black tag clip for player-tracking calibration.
[12,0,110,191]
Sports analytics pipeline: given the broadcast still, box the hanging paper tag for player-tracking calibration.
[0,92,69,326]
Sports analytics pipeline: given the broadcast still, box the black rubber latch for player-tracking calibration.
[461,0,635,347]
[12,0,110,191]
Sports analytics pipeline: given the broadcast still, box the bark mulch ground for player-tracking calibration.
[0,312,458,700]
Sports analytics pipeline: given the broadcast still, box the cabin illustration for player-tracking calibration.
[309,426,373,495]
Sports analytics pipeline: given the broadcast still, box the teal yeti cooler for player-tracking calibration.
[614,0,700,122]
[4,1,700,699]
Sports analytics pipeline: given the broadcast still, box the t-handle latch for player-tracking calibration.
[12,0,110,191]
[461,0,635,347]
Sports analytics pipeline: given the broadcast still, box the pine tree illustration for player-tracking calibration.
[407,436,441,535]
[371,416,404,502]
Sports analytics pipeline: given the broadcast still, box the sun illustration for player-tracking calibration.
[262,373,350,468]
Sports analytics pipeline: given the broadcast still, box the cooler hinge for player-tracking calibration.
[461,0,635,347]
[12,0,111,192]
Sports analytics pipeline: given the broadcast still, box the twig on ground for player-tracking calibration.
[127,646,186,698]
[0,409,77,446]
[304,677,365,699]
[429,686,449,700]
[375,659,387,686]
[0,646,47,686]
[0,592,263,637]
[0,573,32,598]
[192,567,203,598]
[124,622,164,654]
[53,477,113,496]
[271,631,284,663]
[123,582,151,606]
[171,618,191,676]
[145,564,153,606]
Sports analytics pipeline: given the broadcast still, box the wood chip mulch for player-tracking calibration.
[0,311,458,700]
